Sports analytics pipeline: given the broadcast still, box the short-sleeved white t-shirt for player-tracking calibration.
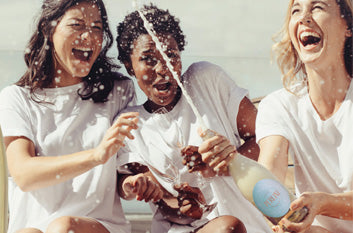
[0,78,136,233]
[117,62,272,233]
[256,82,353,232]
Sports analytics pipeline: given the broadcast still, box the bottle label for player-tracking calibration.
[252,179,290,218]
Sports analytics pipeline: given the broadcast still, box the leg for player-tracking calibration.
[306,226,332,233]
[196,215,246,233]
[46,216,110,233]
[15,228,43,233]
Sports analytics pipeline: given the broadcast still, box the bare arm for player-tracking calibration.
[5,112,139,192]
[257,135,289,183]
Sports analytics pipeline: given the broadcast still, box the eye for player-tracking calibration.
[140,55,157,66]
[312,5,324,11]
[91,23,103,31]
[291,8,300,15]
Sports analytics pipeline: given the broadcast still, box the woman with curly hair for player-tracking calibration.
[256,0,353,232]
[0,0,138,232]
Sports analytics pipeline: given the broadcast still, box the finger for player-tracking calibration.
[143,181,159,202]
[181,145,198,154]
[112,113,139,130]
[211,146,236,169]
[114,112,139,123]
[134,177,147,201]
[198,135,225,155]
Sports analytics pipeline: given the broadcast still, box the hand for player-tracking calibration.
[278,192,324,233]
[198,128,236,174]
[174,183,206,219]
[123,173,164,202]
[181,145,216,178]
[93,112,139,164]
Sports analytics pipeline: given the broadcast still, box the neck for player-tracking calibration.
[144,88,182,113]
[306,64,351,120]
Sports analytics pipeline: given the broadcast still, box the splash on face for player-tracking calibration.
[52,1,103,86]
[128,34,182,111]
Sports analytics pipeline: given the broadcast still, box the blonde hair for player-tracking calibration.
[272,0,353,92]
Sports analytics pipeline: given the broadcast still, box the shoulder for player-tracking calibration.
[0,85,28,103]
[111,74,136,99]
[259,86,305,115]
[183,61,224,78]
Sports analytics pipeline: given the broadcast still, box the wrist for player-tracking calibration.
[317,192,332,216]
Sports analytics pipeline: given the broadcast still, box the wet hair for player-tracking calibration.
[272,0,353,92]
[116,4,186,66]
[17,0,122,103]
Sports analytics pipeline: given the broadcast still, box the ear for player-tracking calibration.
[123,61,135,76]
[346,28,352,37]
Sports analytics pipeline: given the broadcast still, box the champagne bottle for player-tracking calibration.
[228,153,307,226]
[201,129,307,229]
[0,127,8,232]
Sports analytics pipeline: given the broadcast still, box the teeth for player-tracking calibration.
[75,47,93,52]
[300,31,320,41]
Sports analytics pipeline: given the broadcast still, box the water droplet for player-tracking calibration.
[51,20,58,27]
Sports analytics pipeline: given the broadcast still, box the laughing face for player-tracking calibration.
[289,0,351,67]
[52,1,103,86]
[127,34,182,111]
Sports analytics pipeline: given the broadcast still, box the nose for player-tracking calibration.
[80,27,94,41]
[299,10,312,24]
[153,59,168,76]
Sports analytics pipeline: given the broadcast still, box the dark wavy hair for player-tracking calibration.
[116,4,186,65]
[17,0,123,103]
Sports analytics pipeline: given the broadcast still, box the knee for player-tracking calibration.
[217,215,247,233]
[46,216,78,233]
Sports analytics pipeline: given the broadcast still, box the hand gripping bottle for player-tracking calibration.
[201,129,307,229]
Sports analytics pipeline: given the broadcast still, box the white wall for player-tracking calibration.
[0,0,289,99]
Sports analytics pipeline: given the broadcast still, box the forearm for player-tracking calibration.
[320,191,353,220]
[8,149,99,191]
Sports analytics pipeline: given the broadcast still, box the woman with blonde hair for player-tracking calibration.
[256,0,353,232]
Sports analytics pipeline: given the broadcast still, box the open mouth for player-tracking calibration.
[153,82,171,92]
[299,31,321,47]
[72,48,93,62]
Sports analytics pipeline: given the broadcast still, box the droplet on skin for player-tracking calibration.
[84,52,89,57]
[56,174,61,179]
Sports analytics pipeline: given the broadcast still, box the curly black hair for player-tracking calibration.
[116,4,186,65]
[17,0,123,103]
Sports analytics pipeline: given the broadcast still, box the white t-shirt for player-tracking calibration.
[256,82,353,232]
[0,78,136,233]
[117,61,272,233]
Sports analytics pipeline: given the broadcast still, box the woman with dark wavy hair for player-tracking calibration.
[256,0,353,232]
[0,0,138,232]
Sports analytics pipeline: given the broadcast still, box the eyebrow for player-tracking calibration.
[292,0,329,7]
[67,17,103,24]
